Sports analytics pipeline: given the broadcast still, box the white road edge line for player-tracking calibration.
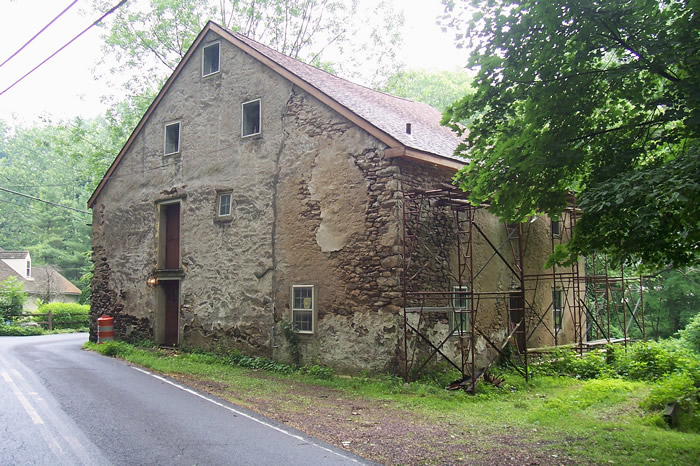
[1,370,44,425]
[131,366,361,463]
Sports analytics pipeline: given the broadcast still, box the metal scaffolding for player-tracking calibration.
[401,189,645,391]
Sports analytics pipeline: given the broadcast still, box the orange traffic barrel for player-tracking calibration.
[97,315,114,343]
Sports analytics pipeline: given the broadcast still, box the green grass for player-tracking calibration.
[84,341,700,465]
[0,324,89,336]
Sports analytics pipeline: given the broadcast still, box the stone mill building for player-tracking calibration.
[89,21,581,377]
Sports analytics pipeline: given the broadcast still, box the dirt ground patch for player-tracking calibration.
[170,372,578,465]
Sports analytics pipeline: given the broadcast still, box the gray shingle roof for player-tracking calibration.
[89,22,466,207]
[0,260,80,296]
[225,28,463,161]
[0,251,29,260]
[26,266,81,296]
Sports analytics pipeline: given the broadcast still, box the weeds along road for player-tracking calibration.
[0,333,368,465]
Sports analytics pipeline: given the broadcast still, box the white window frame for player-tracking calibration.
[202,41,220,77]
[449,285,471,336]
[553,288,563,331]
[291,284,315,334]
[164,121,181,156]
[241,99,261,138]
[217,192,232,217]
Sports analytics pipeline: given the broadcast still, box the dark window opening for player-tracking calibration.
[202,42,220,76]
[242,99,261,137]
[164,122,180,155]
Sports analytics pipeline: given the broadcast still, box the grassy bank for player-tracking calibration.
[84,341,699,465]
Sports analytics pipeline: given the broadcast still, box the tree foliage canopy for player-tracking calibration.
[0,119,116,285]
[381,69,474,112]
[94,0,404,91]
[442,0,699,270]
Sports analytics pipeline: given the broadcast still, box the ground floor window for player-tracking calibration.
[292,285,315,333]
[450,285,471,336]
[553,289,563,331]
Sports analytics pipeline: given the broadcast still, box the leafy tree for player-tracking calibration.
[644,267,700,340]
[0,277,27,320]
[441,0,699,270]
[381,69,474,112]
[93,0,404,91]
[679,311,700,353]
[0,121,96,283]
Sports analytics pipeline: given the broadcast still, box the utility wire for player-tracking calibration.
[0,186,91,214]
[0,0,78,69]
[0,0,128,97]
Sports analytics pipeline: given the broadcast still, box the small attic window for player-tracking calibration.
[405,123,412,134]
[164,122,181,155]
[242,99,261,137]
[217,192,232,217]
[202,42,220,77]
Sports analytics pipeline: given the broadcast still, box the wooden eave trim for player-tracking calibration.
[87,25,213,208]
[386,146,465,171]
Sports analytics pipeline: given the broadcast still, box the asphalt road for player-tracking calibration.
[0,333,368,465]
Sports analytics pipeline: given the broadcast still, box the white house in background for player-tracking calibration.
[0,250,81,311]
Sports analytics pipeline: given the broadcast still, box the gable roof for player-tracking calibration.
[27,266,81,296]
[0,250,29,260]
[0,261,81,296]
[88,21,465,208]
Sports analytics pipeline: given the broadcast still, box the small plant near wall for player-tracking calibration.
[280,320,301,366]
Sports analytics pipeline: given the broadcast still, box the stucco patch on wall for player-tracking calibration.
[309,150,369,252]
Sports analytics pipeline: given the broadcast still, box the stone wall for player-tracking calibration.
[90,28,578,375]
[272,89,404,373]
[393,160,580,372]
[91,30,288,354]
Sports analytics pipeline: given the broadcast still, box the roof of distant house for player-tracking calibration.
[0,250,29,260]
[26,266,81,296]
[88,21,465,208]
[0,259,80,296]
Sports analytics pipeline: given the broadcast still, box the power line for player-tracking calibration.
[0,186,90,214]
[0,0,78,69]
[0,0,128,97]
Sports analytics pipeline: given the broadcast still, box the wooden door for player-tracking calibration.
[165,203,180,269]
[163,280,179,346]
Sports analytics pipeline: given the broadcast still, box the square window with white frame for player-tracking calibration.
[552,289,563,331]
[202,42,220,76]
[217,192,232,217]
[450,285,471,336]
[164,122,180,155]
[292,285,314,333]
[242,99,261,137]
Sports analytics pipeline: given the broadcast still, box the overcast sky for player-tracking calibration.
[0,0,469,126]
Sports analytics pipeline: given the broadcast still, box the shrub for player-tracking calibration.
[615,341,690,381]
[0,324,44,336]
[0,277,27,321]
[641,373,700,432]
[34,302,89,329]
[679,313,700,354]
